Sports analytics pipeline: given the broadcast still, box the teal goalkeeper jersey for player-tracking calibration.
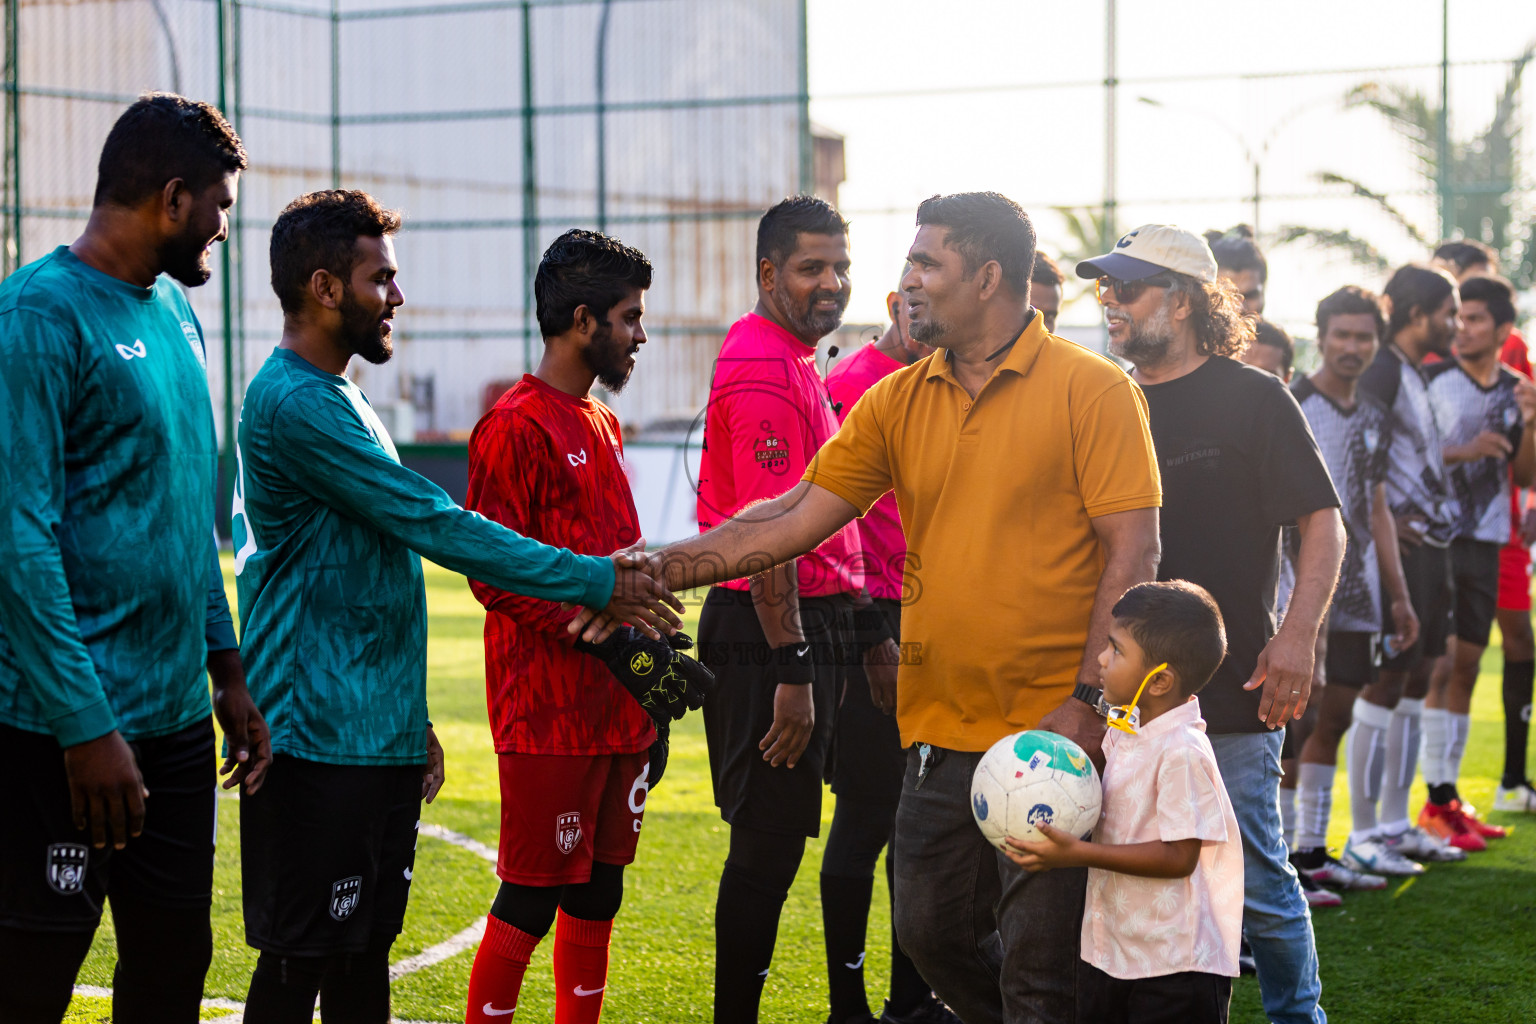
[234,348,616,766]
[0,247,237,747]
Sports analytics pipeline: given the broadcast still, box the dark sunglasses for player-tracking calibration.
[1095,274,1175,305]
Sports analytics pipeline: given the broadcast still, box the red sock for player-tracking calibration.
[466,915,541,1022]
[552,910,613,1024]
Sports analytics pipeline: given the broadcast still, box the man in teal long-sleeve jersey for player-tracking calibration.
[0,94,273,1023]
[233,190,681,1023]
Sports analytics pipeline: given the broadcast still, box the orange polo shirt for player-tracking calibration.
[802,315,1161,751]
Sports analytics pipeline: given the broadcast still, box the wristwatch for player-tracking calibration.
[1071,682,1106,718]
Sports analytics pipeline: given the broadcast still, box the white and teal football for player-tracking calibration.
[970,730,1102,850]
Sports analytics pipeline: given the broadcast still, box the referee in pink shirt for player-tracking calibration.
[695,196,865,1022]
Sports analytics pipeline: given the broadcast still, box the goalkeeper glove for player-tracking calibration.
[575,627,714,722]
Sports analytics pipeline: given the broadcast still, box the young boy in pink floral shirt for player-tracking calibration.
[1006,581,1243,1023]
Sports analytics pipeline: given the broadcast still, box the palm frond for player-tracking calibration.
[1272,225,1392,273]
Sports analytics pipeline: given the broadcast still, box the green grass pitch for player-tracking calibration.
[65,560,1536,1022]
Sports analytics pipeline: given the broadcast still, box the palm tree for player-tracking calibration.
[1276,43,1535,288]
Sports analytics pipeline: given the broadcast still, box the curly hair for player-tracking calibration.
[1169,273,1253,358]
[269,190,403,315]
[94,93,247,208]
[1316,285,1386,342]
[535,228,653,337]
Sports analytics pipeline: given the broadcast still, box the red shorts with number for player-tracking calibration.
[495,750,649,886]
[1498,544,1532,612]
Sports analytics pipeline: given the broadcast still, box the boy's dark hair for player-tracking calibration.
[269,190,402,315]
[756,195,848,269]
[1112,581,1227,698]
[1252,318,1294,374]
[1316,285,1386,341]
[535,229,653,338]
[915,191,1036,296]
[1384,263,1458,338]
[1432,238,1497,275]
[94,93,247,208]
[1204,224,1267,283]
[1031,250,1064,288]
[1457,273,1517,327]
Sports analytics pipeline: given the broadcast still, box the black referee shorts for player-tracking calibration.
[0,718,216,933]
[241,754,421,956]
[697,588,851,839]
[830,597,906,818]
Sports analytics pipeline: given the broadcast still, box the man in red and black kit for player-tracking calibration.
[461,230,678,1024]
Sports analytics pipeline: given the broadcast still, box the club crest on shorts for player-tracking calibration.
[556,811,583,854]
[329,876,363,921]
[46,843,88,895]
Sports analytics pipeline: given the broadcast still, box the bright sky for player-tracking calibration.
[808,0,1536,345]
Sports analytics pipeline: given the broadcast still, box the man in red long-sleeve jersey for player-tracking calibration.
[461,229,664,1023]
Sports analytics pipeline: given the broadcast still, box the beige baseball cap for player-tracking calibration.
[1075,224,1218,284]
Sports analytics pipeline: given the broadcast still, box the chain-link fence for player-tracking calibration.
[1,0,816,465]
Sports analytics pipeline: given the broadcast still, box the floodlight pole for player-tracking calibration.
[1437,0,1452,239]
[595,0,613,234]
[1101,0,1117,253]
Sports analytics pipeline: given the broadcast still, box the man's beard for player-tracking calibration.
[161,229,213,287]
[910,315,951,345]
[784,288,848,342]
[340,286,393,365]
[586,321,635,394]
[1107,299,1175,367]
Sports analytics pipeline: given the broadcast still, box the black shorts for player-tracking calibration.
[830,598,906,816]
[1383,543,1453,671]
[0,718,215,933]
[1450,538,1500,647]
[1324,631,1379,689]
[241,754,421,956]
[1077,961,1232,1024]
[697,588,850,838]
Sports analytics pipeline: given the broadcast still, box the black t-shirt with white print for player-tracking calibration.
[1290,377,1389,633]
[1426,360,1524,544]
[1142,357,1341,735]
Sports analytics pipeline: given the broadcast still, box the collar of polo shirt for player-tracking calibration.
[923,309,1049,384]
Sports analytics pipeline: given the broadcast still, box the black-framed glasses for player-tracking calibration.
[1095,274,1175,305]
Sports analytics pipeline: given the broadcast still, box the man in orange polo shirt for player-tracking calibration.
[589,192,1162,1024]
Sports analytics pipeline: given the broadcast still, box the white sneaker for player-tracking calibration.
[1341,836,1424,877]
[1494,782,1536,812]
[1302,855,1388,891]
[1383,825,1467,863]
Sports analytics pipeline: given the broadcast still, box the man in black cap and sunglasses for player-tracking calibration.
[1078,225,1344,1024]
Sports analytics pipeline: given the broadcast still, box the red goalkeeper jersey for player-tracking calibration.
[466,374,655,756]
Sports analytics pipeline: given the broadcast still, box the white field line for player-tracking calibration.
[72,821,495,1023]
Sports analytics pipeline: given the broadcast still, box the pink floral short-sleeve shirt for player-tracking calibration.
[1080,696,1244,979]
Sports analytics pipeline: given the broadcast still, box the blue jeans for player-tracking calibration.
[1208,731,1326,1024]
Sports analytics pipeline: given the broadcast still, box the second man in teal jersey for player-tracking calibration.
[233,190,682,1023]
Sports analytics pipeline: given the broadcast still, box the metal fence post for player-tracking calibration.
[4,0,20,275]
[796,0,811,194]
[520,0,536,373]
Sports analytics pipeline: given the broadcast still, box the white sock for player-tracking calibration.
[1348,698,1392,838]
[1381,697,1424,832]
[1280,784,1297,850]
[1296,762,1336,852]
[1421,706,1450,786]
[1446,711,1471,791]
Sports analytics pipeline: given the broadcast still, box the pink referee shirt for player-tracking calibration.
[826,343,906,601]
[1081,697,1243,980]
[697,312,863,597]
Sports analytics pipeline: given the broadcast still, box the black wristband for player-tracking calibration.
[774,642,816,685]
[851,603,895,649]
[1071,682,1104,715]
